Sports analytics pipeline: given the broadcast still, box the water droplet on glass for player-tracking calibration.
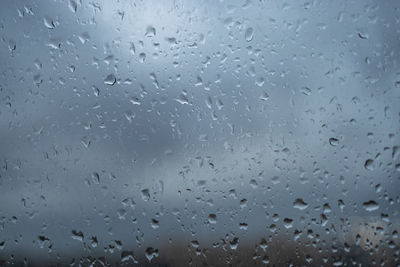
[90,236,98,248]
[121,251,137,263]
[145,247,158,262]
[283,218,293,229]
[229,237,239,250]
[78,32,90,44]
[8,40,16,51]
[91,172,100,184]
[151,219,159,229]
[33,74,43,86]
[191,240,199,248]
[249,179,258,189]
[364,159,374,171]
[358,31,369,39]
[68,0,77,12]
[208,213,217,224]
[43,17,55,29]
[362,200,379,211]
[117,209,127,219]
[293,198,308,210]
[338,200,345,212]
[260,91,269,101]
[245,27,254,42]
[141,189,150,201]
[329,138,339,146]
[199,134,208,142]
[71,230,84,242]
[175,93,189,105]
[239,222,248,230]
[240,198,247,208]
[129,42,135,55]
[145,26,156,37]
[104,74,116,85]
[139,52,146,63]
[301,87,312,96]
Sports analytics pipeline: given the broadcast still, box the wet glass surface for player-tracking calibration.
[0,0,399,265]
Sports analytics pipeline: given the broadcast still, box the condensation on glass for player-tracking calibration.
[0,0,399,266]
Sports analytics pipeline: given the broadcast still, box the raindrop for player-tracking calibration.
[240,198,247,208]
[151,219,159,229]
[71,230,84,242]
[239,222,248,230]
[130,97,141,105]
[323,203,332,213]
[139,52,146,62]
[329,138,339,146]
[145,247,158,262]
[249,179,258,188]
[145,26,156,37]
[81,136,91,148]
[229,237,239,250]
[68,0,78,12]
[175,92,189,105]
[362,200,379,211]
[43,17,55,29]
[364,159,374,171]
[117,209,127,220]
[33,74,43,86]
[283,218,293,229]
[8,40,16,51]
[293,198,308,210]
[358,31,369,39]
[199,134,208,142]
[208,213,217,224]
[91,172,100,184]
[191,240,199,248]
[245,27,254,42]
[121,251,137,263]
[78,32,90,44]
[141,189,150,201]
[301,87,312,96]
[271,176,280,184]
[260,91,269,101]
[38,236,50,248]
[90,236,98,248]
[129,42,135,55]
[104,74,116,85]
[338,199,345,212]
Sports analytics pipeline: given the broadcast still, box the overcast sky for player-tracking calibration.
[0,0,399,265]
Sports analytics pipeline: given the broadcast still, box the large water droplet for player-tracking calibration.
[293,198,308,210]
[104,74,116,85]
[364,159,374,171]
[362,200,379,211]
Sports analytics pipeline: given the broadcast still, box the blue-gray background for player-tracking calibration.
[0,0,399,265]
